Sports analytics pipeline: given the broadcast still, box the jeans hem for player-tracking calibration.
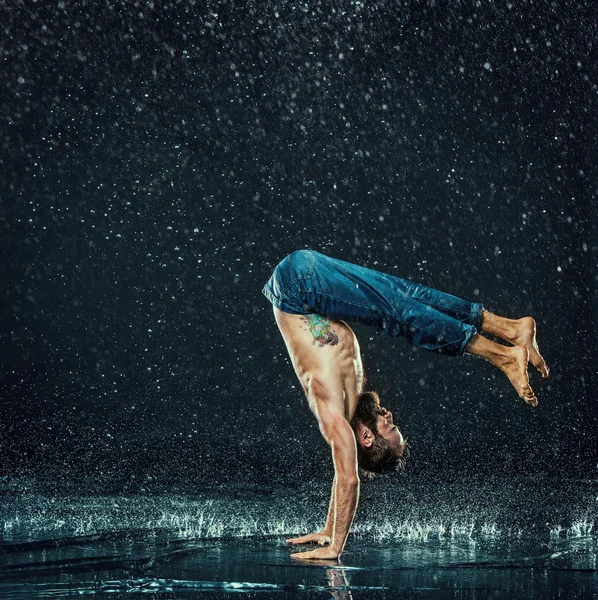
[470,302,485,330]
[458,325,478,357]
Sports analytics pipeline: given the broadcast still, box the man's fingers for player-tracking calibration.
[286,534,317,544]
[291,549,321,560]
[290,547,339,561]
[290,550,314,559]
[285,536,308,544]
[286,533,330,545]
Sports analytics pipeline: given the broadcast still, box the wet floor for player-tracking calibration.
[1,475,596,598]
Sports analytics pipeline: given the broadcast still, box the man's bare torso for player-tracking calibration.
[273,306,364,420]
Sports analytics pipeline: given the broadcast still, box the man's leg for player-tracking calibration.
[479,311,549,378]
[391,273,549,378]
[284,251,484,356]
[464,333,538,406]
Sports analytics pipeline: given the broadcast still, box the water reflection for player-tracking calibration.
[326,566,353,600]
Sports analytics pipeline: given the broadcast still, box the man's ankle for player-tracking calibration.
[481,310,518,343]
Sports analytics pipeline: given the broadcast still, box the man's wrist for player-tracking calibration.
[329,542,343,555]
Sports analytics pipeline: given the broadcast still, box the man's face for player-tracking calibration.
[375,406,405,451]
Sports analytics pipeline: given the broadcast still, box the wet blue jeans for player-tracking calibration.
[262,249,484,356]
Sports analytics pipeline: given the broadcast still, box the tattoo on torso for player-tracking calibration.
[300,314,339,347]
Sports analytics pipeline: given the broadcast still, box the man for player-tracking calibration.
[262,249,549,560]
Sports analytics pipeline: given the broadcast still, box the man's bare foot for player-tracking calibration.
[499,346,538,406]
[465,334,538,405]
[481,311,550,379]
[510,317,549,378]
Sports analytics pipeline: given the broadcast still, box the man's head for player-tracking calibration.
[350,391,409,475]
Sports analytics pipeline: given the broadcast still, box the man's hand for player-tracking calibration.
[290,546,340,561]
[286,532,331,546]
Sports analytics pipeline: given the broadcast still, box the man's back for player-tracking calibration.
[273,306,364,421]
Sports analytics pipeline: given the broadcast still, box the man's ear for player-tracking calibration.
[354,422,375,448]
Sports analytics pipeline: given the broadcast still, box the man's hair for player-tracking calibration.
[351,391,408,476]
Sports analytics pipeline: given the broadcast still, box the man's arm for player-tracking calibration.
[322,474,336,536]
[291,405,360,560]
[326,414,360,556]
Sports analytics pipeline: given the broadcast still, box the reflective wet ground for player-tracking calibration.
[1,475,596,598]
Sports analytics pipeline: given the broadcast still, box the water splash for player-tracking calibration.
[550,519,594,540]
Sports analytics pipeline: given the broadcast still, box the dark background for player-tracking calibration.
[1,0,596,489]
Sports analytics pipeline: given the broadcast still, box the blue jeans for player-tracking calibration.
[262,249,484,356]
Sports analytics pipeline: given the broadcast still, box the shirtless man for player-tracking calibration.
[262,249,549,560]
